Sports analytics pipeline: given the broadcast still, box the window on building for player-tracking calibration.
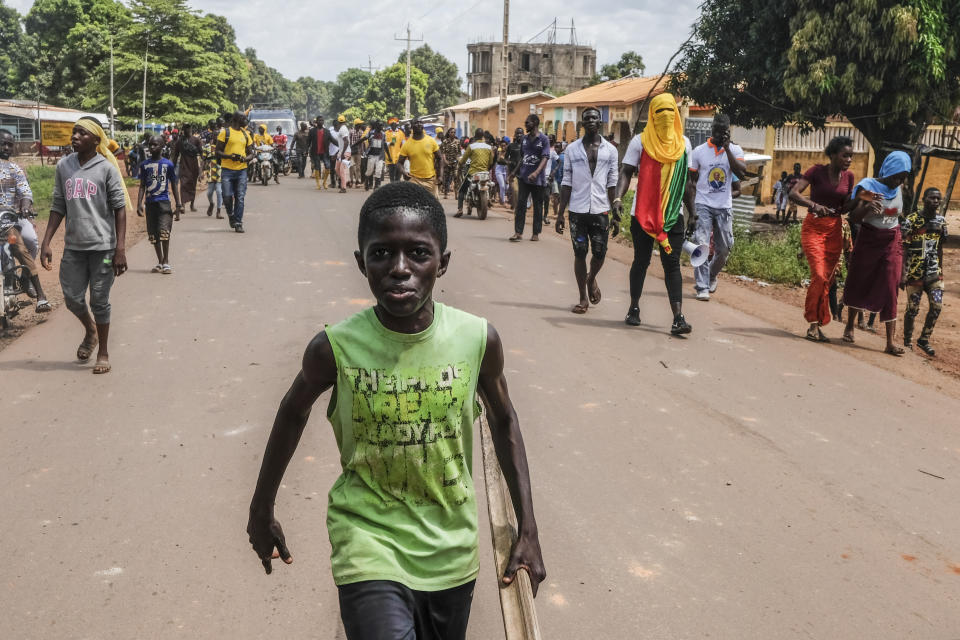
[521,53,531,72]
[519,84,529,93]
[508,52,513,62]
[481,51,492,73]
[582,56,592,76]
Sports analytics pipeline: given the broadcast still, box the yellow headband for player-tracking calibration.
[75,118,132,210]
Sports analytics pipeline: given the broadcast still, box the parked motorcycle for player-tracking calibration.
[0,208,32,330]
[464,171,491,220]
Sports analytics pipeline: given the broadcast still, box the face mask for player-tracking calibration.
[654,110,674,139]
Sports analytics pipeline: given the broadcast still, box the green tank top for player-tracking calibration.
[324,302,488,591]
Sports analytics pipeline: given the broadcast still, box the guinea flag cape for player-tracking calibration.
[632,93,687,254]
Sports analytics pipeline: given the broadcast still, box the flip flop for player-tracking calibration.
[588,283,601,305]
[92,359,112,374]
[884,346,905,357]
[841,332,854,343]
[77,337,98,362]
[571,303,588,314]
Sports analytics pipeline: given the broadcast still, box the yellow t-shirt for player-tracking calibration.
[217,127,253,171]
[399,135,440,179]
[385,129,406,165]
[254,132,274,146]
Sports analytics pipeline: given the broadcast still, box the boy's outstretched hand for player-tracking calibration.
[247,512,293,574]
[502,533,546,596]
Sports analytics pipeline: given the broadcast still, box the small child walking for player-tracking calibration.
[137,135,182,274]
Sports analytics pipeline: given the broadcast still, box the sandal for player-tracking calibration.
[841,332,854,343]
[161,264,172,274]
[77,336,98,362]
[36,299,51,313]
[588,282,601,305]
[151,264,163,273]
[884,345,905,357]
[92,358,112,374]
[571,303,588,314]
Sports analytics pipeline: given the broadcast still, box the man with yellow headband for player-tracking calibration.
[39,117,130,374]
[384,117,405,183]
[616,92,696,335]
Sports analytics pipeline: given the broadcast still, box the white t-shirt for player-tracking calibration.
[328,126,340,157]
[546,148,558,178]
[862,187,902,230]
[622,134,693,169]
[689,141,745,209]
[337,125,350,156]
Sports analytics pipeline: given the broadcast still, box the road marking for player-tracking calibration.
[94,567,123,577]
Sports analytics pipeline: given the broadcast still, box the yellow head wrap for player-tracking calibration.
[75,118,132,210]
[641,93,685,165]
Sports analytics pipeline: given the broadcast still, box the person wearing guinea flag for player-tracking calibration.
[615,93,696,334]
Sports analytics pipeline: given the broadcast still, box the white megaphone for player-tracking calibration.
[681,240,709,267]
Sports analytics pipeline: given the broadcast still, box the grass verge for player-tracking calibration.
[725,224,811,285]
[24,165,138,220]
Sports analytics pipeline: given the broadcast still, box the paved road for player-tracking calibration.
[2,178,959,639]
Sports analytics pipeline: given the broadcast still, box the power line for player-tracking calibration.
[395,24,424,118]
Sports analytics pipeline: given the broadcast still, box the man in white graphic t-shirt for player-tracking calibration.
[688,113,747,301]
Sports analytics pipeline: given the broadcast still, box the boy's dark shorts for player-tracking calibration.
[145,200,173,244]
[338,579,475,640]
[569,211,610,259]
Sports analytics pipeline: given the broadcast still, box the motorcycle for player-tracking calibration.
[464,171,491,220]
[0,208,32,331]
[254,144,276,186]
[276,147,292,176]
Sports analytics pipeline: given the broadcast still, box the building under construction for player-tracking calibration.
[466,19,596,101]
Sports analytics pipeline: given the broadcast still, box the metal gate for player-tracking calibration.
[684,117,712,148]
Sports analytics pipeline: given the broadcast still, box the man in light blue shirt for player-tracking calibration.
[555,107,619,315]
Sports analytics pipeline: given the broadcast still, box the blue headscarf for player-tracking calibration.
[851,150,911,201]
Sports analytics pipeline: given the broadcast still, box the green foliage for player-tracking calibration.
[366,63,427,118]
[590,51,645,86]
[25,164,56,219]
[0,1,24,96]
[616,190,634,239]
[330,68,372,117]
[399,45,461,113]
[673,0,960,160]
[724,225,810,285]
[293,77,334,121]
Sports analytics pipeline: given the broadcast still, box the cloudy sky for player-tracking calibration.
[8,0,703,86]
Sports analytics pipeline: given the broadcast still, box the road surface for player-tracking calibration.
[2,178,958,639]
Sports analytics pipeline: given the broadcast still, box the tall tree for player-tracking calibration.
[673,0,960,166]
[293,76,334,120]
[20,0,132,106]
[398,45,461,113]
[329,68,372,117]
[105,0,240,123]
[365,63,427,118]
[0,1,24,97]
[590,50,645,85]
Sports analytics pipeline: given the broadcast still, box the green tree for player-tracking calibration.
[293,76,333,120]
[105,0,240,123]
[20,0,132,106]
[0,1,25,97]
[202,13,250,112]
[673,0,960,167]
[590,50,645,86]
[365,63,427,118]
[241,47,296,108]
[330,68,372,117]
[398,44,461,113]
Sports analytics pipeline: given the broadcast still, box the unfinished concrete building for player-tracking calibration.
[466,21,596,100]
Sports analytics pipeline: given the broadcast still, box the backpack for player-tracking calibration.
[222,126,252,147]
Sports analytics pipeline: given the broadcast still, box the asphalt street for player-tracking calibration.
[2,177,958,639]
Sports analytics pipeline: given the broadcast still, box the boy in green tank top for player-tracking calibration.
[247,182,545,639]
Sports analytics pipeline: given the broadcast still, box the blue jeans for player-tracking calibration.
[693,204,734,292]
[494,164,508,204]
[221,168,247,223]
[206,181,222,208]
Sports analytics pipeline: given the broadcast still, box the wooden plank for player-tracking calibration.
[479,414,542,640]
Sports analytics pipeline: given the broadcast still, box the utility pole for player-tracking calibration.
[498,0,509,137]
[109,34,115,138]
[361,55,379,75]
[395,24,422,119]
[141,49,148,135]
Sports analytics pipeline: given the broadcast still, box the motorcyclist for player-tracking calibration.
[455,127,494,218]
[0,129,50,312]
[252,124,278,183]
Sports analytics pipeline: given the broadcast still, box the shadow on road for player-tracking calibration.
[720,326,800,340]
[0,358,86,372]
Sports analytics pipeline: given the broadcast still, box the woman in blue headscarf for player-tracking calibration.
[841,150,911,354]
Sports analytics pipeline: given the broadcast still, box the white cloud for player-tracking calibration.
[9,0,702,85]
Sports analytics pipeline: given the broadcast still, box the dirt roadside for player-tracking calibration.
[0,185,147,351]
[478,199,960,399]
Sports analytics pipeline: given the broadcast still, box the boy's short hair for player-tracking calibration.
[358,182,447,252]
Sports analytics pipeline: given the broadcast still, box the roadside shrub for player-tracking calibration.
[724,223,810,285]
